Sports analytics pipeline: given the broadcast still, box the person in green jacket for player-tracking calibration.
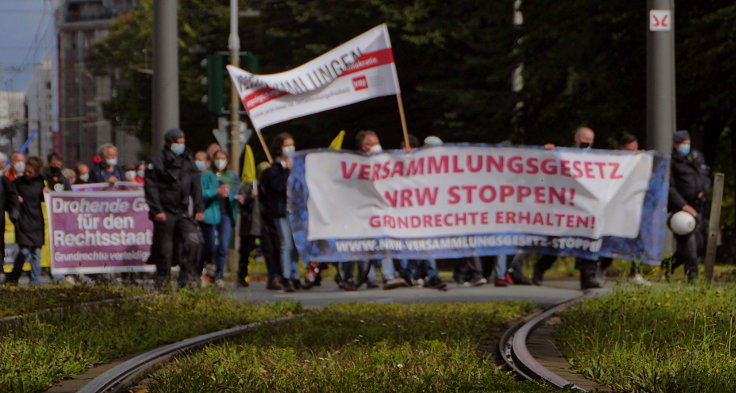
[201,150,239,287]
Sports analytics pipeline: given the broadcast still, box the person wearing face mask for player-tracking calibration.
[90,144,124,184]
[0,153,17,281]
[335,130,404,291]
[664,130,710,282]
[44,152,72,192]
[75,163,92,184]
[122,163,142,184]
[144,128,205,289]
[260,132,302,292]
[134,162,146,184]
[4,157,46,285]
[194,151,210,173]
[534,126,608,290]
[201,150,239,288]
[6,151,26,182]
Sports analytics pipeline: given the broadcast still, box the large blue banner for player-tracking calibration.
[288,144,669,264]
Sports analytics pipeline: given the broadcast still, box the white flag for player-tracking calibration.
[227,24,401,132]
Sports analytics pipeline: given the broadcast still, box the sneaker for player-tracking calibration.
[471,278,488,287]
[631,274,652,286]
[266,279,284,290]
[507,271,532,285]
[366,281,380,289]
[343,279,358,291]
[64,275,77,285]
[383,277,408,290]
[424,276,447,290]
[532,266,544,286]
[462,281,472,287]
[414,278,424,287]
[214,279,226,289]
[282,280,295,293]
[291,278,302,290]
[494,279,508,287]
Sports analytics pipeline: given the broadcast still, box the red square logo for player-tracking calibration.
[352,76,368,90]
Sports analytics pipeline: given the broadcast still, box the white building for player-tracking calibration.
[0,91,27,157]
[25,58,56,159]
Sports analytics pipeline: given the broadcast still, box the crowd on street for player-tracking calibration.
[0,126,711,292]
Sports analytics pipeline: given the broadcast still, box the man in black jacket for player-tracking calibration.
[0,167,18,277]
[144,128,205,289]
[666,130,710,281]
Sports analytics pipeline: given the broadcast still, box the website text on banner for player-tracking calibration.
[287,145,670,264]
[227,24,400,131]
[44,191,154,274]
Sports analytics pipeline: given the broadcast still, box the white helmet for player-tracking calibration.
[424,136,443,147]
[668,211,696,236]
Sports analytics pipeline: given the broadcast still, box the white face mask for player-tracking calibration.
[282,145,295,155]
[125,171,137,181]
[79,173,90,182]
[369,144,383,155]
[106,158,118,167]
[214,159,227,171]
[13,161,25,173]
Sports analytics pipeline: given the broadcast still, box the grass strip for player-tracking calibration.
[147,302,551,393]
[0,289,302,393]
[0,285,150,317]
[557,284,736,392]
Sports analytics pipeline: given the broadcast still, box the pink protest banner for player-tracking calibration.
[44,190,154,274]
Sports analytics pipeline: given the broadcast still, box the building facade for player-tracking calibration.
[55,0,139,166]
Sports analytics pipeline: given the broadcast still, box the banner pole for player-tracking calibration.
[255,130,273,163]
[396,94,411,151]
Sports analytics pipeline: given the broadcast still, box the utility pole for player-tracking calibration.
[228,0,241,173]
[646,0,675,155]
[152,0,179,152]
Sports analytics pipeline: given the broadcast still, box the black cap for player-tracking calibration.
[673,130,690,144]
[164,128,185,144]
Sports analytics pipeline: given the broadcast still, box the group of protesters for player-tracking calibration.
[0,123,711,291]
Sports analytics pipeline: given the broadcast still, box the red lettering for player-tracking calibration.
[572,161,583,178]
[369,216,380,227]
[358,164,371,180]
[560,160,571,177]
[467,155,483,172]
[534,186,546,204]
[500,185,514,202]
[401,189,414,207]
[341,161,358,179]
[584,161,594,178]
[415,187,439,206]
[495,211,504,224]
[479,185,496,202]
[506,211,517,224]
[452,155,464,173]
[480,212,489,225]
[517,185,532,202]
[390,161,405,178]
[371,163,381,181]
[384,190,399,208]
[508,156,523,173]
[594,162,606,178]
[448,186,461,204]
[541,159,557,175]
[609,162,623,179]
[406,158,424,176]
[526,157,539,174]
[549,187,566,205]
[428,156,449,174]
[486,155,504,172]
[462,185,478,203]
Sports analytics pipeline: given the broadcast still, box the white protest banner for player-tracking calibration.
[288,145,671,264]
[227,24,400,131]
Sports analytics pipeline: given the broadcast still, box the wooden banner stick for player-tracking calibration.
[396,94,411,152]
[255,130,273,163]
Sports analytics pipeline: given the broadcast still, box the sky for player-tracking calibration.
[0,0,54,92]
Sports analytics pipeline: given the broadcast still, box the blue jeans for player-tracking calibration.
[13,247,41,285]
[202,214,234,280]
[398,258,439,280]
[275,217,299,280]
[495,255,507,280]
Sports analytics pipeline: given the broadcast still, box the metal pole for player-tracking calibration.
[646,0,675,155]
[152,0,179,153]
[704,173,725,284]
[229,0,241,173]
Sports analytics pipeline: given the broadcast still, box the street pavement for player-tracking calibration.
[227,278,613,308]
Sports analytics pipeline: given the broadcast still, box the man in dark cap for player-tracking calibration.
[144,128,205,289]
[666,130,710,281]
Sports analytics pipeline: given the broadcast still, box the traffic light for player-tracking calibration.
[203,51,259,115]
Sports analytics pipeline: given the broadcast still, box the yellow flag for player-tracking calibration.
[241,144,256,184]
[328,130,346,150]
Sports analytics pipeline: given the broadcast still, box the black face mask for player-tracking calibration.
[50,166,61,175]
[578,142,591,149]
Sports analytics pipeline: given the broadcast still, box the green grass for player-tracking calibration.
[0,289,301,393]
[0,285,149,317]
[147,302,553,393]
[557,284,736,392]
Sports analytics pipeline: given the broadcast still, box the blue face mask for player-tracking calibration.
[195,161,206,171]
[676,144,690,156]
[170,143,185,155]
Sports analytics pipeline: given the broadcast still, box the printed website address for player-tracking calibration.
[334,235,602,253]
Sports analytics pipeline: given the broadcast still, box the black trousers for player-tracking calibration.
[150,213,203,288]
[670,231,699,280]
